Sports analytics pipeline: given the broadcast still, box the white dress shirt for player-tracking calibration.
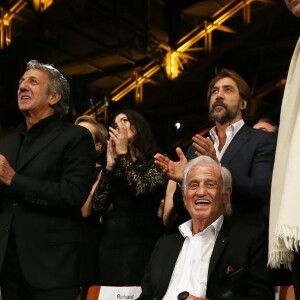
[162,216,224,300]
[209,119,244,161]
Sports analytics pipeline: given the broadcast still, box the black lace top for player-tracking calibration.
[91,152,168,285]
[92,153,167,212]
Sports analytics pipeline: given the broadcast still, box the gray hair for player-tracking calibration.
[26,60,70,118]
[182,156,232,215]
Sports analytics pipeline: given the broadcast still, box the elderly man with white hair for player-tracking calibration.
[138,156,274,300]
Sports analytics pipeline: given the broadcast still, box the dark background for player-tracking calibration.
[0,0,299,155]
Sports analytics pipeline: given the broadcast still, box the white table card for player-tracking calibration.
[98,286,142,300]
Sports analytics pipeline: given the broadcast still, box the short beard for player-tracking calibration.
[209,106,239,125]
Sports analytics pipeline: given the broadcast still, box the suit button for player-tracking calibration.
[12,202,18,206]
[5,226,9,233]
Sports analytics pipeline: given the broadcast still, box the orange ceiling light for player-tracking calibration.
[84,0,275,119]
[0,0,53,49]
[163,0,273,80]
[32,0,53,13]
[0,0,27,48]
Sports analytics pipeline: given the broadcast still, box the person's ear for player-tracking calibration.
[95,142,102,152]
[223,187,232,205]
[240,100,247,110]
[48,93,61,105]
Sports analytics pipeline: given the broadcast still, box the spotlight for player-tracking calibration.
[175,122,182,130]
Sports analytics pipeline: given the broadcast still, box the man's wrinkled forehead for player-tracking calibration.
[188,163,221,180]
[212,77,238,89]
[19,69,49,83]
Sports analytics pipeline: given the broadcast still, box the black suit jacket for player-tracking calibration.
[138,216,274,300]
[0,117,95,289]
[186,124,276,216]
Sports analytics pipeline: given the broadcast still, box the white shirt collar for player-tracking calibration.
[179,215,224,239]
[209,119,244,142]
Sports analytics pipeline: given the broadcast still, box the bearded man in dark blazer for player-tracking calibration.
[0,60,95,300]
[138,156,274,300]
[155,68,276,227]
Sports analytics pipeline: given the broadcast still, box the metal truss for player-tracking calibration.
[83,0,275,122]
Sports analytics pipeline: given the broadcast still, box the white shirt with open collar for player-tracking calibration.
[209,119,244,161]
[162,215,224,300]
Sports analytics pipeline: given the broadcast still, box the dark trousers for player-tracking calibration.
[293,251,300,300]
[0,234,79,300]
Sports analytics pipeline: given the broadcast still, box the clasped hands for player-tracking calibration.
[154,134,218,182]
[106,119,130,171]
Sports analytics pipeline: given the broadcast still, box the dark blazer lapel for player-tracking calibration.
[4,132,23,170]
[207,218,229,280]
[16,121,62,171]
[220,124,250,165]
[158,233,185,298]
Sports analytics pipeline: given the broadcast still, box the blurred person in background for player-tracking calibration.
[253,117,278,133]
[75,115,108,300]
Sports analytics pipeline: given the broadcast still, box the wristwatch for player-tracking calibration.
[177,291,189,300]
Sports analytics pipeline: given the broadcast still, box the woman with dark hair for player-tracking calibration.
[92,109,168,286]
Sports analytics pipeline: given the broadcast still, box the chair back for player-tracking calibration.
[279,286,295,300]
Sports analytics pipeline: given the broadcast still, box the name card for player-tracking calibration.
[98,286,142,300]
